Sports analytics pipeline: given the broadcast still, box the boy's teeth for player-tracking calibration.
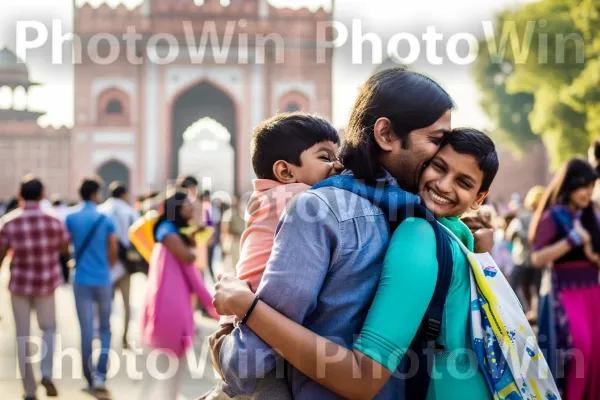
[429,189,451,204]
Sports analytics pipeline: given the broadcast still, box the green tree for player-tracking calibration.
[474,0,599,169]
[473,14,537,156]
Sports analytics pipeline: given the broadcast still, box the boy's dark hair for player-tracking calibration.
[109,181,128,199]
[441,128,499,192]
[177,175,198,189]
[342,68,454,182]
[79,177,103,201]
[20,174,44,201]
[251,112,339,180]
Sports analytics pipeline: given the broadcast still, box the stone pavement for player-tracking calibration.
[0,265,222,400]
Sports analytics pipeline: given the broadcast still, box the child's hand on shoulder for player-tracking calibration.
[473,228,495,254]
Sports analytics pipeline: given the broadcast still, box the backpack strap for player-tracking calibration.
[403,208,454,400]
[423,231,453,352]
[74,215,105,264]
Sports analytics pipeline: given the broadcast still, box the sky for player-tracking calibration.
[0,0,533,130]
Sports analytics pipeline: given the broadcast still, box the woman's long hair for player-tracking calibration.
[528,157,600,252]
[153,190,192,245]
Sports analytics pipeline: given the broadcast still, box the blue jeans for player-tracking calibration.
[73,283,112,387]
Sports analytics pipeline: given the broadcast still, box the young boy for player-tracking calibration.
[205,112,342,399]
[209,128,504,399]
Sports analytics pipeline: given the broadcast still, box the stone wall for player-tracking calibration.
[0,122,71,200]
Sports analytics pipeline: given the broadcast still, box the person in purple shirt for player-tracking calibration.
[530,158,600,400]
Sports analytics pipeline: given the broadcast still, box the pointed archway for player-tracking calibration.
[97,160,130,200]
[170,81,237,192]
[179,117,235,194]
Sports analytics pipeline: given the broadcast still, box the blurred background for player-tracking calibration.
[0,0,598,398]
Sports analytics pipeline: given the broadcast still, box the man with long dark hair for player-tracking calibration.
[212,68,466,399]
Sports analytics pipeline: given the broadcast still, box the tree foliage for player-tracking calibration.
[474,0,599,169]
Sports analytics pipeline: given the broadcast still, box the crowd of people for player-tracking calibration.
[0,175,230,400]
[1,67,599,400]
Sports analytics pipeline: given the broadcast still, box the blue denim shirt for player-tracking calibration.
[220,171,407,399]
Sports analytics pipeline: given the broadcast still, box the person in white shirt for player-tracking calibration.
[51,195,68,221]
[99,181,140,348]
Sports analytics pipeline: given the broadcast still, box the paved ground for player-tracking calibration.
[0,262,225,400]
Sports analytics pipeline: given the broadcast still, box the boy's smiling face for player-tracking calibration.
[418,145,488,218]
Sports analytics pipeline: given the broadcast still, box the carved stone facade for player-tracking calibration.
[72,0,333,197]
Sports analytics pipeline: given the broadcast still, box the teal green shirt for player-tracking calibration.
[355,217,491,400]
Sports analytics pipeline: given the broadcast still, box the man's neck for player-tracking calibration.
[113,197,128,204]
[23,201,40,209]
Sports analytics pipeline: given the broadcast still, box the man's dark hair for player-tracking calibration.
[341,68,454,182]
[79,177,103,201]
[251,112,340,180]
[592,139,600,161]
[177,175,198,189]
[441,128,499,193]
[20,174,44,201]
[109,181,128,199]
[590,139,600,174]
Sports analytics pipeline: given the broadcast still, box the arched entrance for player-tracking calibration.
[97,160,130,200]
[179,117,235,195]
[170,81,237,193]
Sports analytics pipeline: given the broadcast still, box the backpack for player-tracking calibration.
[128,210,160,263]
[128,210,215,263]
[313,175,454,399]
[440,223,561,399]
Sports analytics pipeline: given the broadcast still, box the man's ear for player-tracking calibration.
[471,191,489,210]
[373,117,396,152]
[272,160,297,184]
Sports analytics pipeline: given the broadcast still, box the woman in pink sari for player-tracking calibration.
[140,190,218,399]
[530,158,600,400]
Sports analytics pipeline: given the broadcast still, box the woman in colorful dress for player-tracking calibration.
[139,190,218,399]
[530,157,600,400]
